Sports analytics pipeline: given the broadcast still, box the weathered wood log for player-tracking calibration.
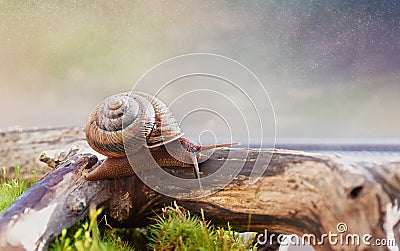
[0,127,86,179]
[0,154,111,251]
[1,146,399,250]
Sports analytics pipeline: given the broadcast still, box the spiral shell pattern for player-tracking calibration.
[85,91,183,157]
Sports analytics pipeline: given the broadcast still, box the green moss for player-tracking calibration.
[147,202,257,251]
[0,166,33,213]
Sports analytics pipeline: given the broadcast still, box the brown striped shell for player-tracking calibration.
[85,91,184,158]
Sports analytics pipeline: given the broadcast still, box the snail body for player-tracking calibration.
[85,91,236,186]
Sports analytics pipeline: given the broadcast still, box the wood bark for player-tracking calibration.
[0,128,399,250]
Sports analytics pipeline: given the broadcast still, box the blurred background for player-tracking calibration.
[1,1,399,250]
[1,0,399,143]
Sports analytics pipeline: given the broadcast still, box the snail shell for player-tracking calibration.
[85,91,184,158]
[85,91,238,183]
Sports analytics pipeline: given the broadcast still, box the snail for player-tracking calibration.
[84,91,237,187]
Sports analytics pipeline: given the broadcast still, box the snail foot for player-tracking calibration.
[85,157,134,181]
